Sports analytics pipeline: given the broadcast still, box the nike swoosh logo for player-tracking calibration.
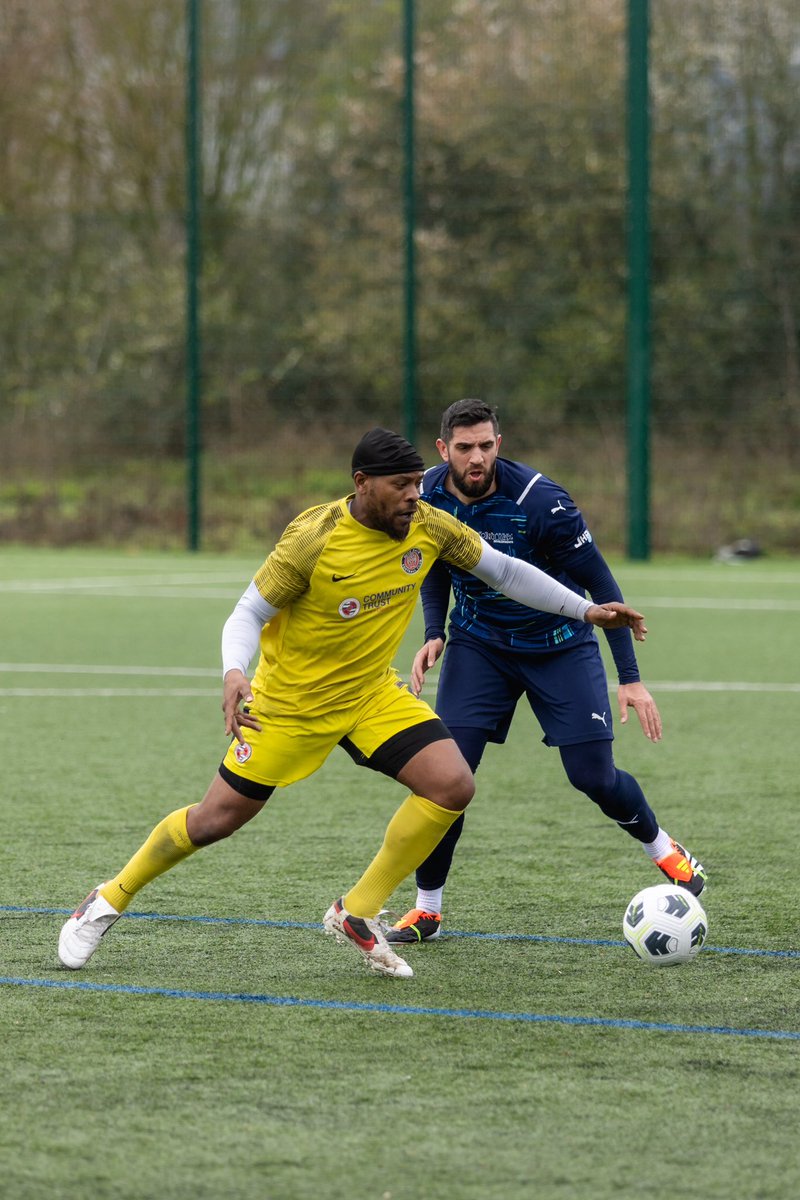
[332,573,356,582]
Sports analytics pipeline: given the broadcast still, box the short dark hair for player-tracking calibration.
[440,399,500,443]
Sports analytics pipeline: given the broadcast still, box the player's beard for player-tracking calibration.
[368,504,416,541]
[384,512,414,541]
[448,460,497,499]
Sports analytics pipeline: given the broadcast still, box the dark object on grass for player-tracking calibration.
[714,538,763,563]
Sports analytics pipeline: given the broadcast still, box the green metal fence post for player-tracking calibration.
[402,0,417,447]
[626,0,650,560]
[185,0,202,551]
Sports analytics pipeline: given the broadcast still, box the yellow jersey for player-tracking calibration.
[249,497,482,716]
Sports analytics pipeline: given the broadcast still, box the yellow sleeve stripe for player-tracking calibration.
[418,502,483,572]
[254,499,347,608]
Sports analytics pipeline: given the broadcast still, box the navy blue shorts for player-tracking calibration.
[434,631,614,748]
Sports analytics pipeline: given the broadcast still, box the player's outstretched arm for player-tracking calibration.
[584,601,647,641]
[471,543,648,638]
[410,637,445,697]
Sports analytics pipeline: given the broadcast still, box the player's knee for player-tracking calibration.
[187,811,236,846]
[187,799,254,846]
[569,771,608,799]
[567,770,618,803]
[435,765,475,811]
[561,746,617,800]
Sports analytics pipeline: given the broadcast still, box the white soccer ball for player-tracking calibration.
[623,883,708,966]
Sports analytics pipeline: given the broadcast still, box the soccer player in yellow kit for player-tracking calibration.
[59,429,647,979]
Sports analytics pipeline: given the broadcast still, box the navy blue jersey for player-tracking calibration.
[421,458,639,681]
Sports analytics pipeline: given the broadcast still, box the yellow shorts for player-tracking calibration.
[220,674,447,798]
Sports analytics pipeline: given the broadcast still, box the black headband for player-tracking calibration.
[351,428,425,477]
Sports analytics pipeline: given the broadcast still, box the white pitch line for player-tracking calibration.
[0,588,240,600]
[615,568,800,584]
[416,680,800,695]
[2,581,799,611]
[641,597,800,612]
[0,663,218,677]
[1,681,799,699]
[0,688,220,698]
[649,680,800,693]
[0,572,249,592]
[1,663,799,694]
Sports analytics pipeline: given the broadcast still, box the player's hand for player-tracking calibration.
[618,681,662,742]
[585,601,647,641]
[222,669,262,743]
[410,638,445,697]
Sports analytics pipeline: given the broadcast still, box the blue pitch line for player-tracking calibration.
[1,975,799,1042]
[3,904,799,960]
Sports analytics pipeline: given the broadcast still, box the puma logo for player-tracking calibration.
[591,711,608,726]
[550,500,567,514]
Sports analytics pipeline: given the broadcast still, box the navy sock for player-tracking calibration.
[415,726,488,891]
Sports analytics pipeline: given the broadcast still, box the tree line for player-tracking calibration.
[0,0,798,478]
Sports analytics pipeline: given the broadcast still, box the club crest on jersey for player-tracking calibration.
[234,742,252,764]
[401,547,423,574]
[338,597,361,619]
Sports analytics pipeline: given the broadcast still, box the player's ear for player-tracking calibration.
[435,437,449,462]
[496,433,502,453]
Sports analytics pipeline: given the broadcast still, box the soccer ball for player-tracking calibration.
[623,883,708,966]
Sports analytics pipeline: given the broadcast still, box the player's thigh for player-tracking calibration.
[342,679,474,808]
[396,738,474,810]
[340,677,450,771]
[435,635,521,732]
[219,711,341,793]
[525,639,614,747]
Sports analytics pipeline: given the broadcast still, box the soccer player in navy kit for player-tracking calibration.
[387,399,706,945]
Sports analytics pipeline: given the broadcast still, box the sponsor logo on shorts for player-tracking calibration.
[401,547,423,574]
[234,742,252,763]
[338,597,361,619]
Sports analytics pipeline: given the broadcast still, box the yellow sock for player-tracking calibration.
[344,793,463,919]
[100,806,199,912]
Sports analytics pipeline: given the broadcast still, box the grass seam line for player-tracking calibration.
[3,905,798,959]
[1,975,798,1042]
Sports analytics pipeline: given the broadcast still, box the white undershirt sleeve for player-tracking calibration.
[473,542,592,623]
[221,581,280,678]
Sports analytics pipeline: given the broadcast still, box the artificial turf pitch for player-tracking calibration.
[1,549,798,1199]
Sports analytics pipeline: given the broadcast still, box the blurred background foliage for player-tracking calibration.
[0,0,798,552]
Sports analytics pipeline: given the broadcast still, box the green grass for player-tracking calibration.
[1,549,799,1199]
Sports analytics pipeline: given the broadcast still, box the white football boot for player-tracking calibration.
[58,884,121,969]
[323,898,413,978]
